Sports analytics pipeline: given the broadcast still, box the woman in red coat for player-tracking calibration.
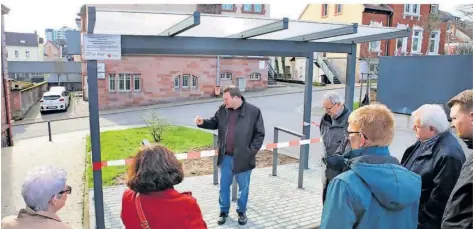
[121,144,207,229]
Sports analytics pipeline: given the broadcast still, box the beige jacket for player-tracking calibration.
[1,207,73,229]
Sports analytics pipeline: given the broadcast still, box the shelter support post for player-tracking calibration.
[345,44,357,110]
[301,53,314,170]
[86,6,105,229]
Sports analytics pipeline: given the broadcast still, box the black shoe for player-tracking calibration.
[238,212,247,225]
[217,212,228,225]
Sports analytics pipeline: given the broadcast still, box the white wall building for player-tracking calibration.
[5,32,42,61]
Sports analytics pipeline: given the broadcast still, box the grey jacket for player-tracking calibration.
[319,105,351,157]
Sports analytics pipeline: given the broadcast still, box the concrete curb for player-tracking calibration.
[13,85,351,126]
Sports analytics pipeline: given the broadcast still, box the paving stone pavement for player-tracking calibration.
[1,132,86,229]
[89,164,324,229]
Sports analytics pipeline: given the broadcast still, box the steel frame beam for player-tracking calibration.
[121,35,352,57]
[286,23,358,42]
[326,28,412,44]
[345,44,357,110]
[227,17,289,39]
[159,11,200,36]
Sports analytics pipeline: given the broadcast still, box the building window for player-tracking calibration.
[134,74,141,91]
[395,37,408,56]
[335,4,342,15]
[118,74,131,91]
[125,74,131,91]
[109,74,116,91]
[431,4,439,14]
[182,74,190,88]
[221,4,234,11]
[174,76,180,88]
[404,4,420,15]
[369,21,382,52]
[429,30,440,55]
[14,50,19,58]
[412,29,423,53]
[254,4,263,13]
[220,72,232,80]
[191,76,198,88]
[249,72,261,80]
[242,4,264,13]
[322,4,328,17]
[242,4,252,12]
[25,50,30,58]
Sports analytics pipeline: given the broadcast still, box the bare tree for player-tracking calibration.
[457,4,473,20]
[281,56,287,79]
[142,110,169,143]
[423,8,443,55]
[358,43,378,105]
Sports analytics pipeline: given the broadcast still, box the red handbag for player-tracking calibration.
[135,193,151,229]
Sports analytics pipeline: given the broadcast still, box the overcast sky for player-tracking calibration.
[1,1,464,38]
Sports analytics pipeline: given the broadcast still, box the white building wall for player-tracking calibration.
[7,46,40,61]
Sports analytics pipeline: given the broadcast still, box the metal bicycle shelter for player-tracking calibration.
[83,6,411,228]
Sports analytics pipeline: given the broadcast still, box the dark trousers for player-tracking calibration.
[322,177,329,204]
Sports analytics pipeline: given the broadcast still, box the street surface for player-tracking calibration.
[10,86,436,168]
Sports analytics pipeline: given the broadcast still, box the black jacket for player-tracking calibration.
[441,139,473,229]
[401,132,466,229]
[197,97,265,174]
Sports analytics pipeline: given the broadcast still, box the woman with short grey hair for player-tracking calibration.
[2,166,72,229]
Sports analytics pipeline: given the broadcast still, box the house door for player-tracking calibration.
[237,77,246,92]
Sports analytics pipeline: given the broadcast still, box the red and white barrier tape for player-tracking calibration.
[92,137,321,170]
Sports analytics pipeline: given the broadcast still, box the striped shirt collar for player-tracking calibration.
[420,134,440,148]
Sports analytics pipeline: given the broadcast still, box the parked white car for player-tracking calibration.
[40,89,70,113]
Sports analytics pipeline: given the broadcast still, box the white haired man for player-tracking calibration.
[401,104,466,229]
[442,89,473,229]
[1,166,72,229]
[319,91,351,203]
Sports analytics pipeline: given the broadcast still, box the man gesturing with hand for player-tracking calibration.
[195,85,265,226]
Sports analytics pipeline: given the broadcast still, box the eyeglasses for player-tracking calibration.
[323,105,335,111]
[58,185,72,195]
[344,130,368,140]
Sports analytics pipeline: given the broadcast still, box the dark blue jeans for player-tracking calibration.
[219,155,252,214]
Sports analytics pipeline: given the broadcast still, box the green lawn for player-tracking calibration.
[85,126,213,187]
[353,101,360,110]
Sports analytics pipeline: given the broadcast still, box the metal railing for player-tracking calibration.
[272,126,307,189]
[315,53,340,84]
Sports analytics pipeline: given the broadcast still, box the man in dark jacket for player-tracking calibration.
[195,85,265,226]
[401,104,465,229]
[442,89,473,229]
[319,91,351,203]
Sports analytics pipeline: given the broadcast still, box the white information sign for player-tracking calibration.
[82,34,121,60]
[97,63,105,79]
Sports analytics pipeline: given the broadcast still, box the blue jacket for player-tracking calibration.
[320,146,422,229]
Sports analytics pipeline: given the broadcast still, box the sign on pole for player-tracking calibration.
[97,63,105,79]
[82,34,121,60]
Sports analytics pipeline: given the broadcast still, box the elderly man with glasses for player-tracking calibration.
[401,104,465,229]
[319,91,351,203]
[1,166,73,229]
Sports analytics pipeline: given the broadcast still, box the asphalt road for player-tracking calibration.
[12,87,425,168]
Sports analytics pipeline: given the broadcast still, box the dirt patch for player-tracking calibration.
[113,150,298,185]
